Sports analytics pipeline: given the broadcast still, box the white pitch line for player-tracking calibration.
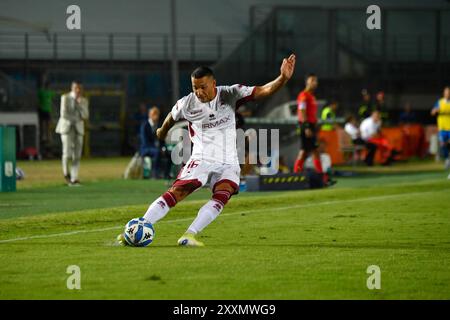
[0,190,441,244]
[0,226,122,243]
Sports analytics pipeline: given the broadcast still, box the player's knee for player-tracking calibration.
[168,186,192,202]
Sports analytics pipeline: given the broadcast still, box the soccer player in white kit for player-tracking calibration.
[119,54,296,246]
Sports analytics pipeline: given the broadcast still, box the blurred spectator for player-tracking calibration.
[133,102,148,135]
[344,114,365,146]
[129,102,148,152]
[374,91,389,123]
[374,91,385,111]
[360,111,380,166]
[140,106,171,179]
[37,77,56,150]
[344,114,365,162]
[320,99,338,131]
[358,89,373,120]
[55,81,89,186]
[431,86,450,170]
[360,110,397,166]
[399,102,417,124]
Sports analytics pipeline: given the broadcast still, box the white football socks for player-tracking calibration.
[143,196,171,224]
[187,200,223,234]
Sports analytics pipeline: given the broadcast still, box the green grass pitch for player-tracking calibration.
[0,159,449,299]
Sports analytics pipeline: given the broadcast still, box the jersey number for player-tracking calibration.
[187,160,200,170]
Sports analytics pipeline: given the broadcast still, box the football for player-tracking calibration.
[123,218,155,247]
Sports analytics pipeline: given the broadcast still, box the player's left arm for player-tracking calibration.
[253,54,296,100]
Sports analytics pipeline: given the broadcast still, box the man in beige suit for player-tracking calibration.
[55,81,89,186]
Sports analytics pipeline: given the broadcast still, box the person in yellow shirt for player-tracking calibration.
[431,86,450,171]
[320,100,338,131]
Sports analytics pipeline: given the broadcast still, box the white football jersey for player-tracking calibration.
[171,84,255,165]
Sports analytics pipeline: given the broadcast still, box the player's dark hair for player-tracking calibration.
[191,66,214,79]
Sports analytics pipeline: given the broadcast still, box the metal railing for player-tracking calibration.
[0,32,244,62]
[215,6,450,86]
[337,22,450,63]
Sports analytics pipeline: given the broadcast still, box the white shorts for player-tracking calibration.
[173,158,241,194]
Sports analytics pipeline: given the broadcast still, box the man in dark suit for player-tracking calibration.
[140,106,170,179]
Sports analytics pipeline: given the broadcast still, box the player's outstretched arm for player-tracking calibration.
[253,54,296,100]
[156,113,176,140]
[431,106,439,116]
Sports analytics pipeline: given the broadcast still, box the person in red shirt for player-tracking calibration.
[293,74,324,179]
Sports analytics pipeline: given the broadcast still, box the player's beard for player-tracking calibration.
[198,95,212,103]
